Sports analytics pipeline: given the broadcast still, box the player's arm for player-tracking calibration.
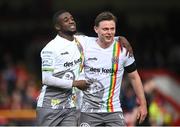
[42,72,89,90]
[114,36,133,56]
[124,52,147,124]
[41,49,89,90]
[42,71,72,88]
[127,69,147,124]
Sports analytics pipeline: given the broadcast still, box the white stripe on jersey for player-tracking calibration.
[37,85,47,107]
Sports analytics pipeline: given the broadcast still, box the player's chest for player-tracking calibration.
[85,49,124,69]
[55,45,81,66]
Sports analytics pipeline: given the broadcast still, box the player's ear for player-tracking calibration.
[55,24,61,31]
[94,26,98,34]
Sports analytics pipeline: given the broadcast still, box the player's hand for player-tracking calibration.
[118,36,133,57]
[72,80,90,90]
[136,104,147,124]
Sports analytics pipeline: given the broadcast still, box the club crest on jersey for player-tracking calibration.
[112,56,119,64]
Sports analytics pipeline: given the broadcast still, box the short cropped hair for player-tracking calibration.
[53,10,68,26]
[94,11,117,27]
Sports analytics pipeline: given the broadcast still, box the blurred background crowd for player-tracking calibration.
[0,0,179,126]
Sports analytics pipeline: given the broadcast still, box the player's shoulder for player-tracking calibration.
[41,36,59,53]
[75,35,96,49]
[45,35,64,48]
[42,40,54,51]
[75,35,96,41]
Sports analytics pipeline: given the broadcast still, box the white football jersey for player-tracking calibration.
[77,36,135,112]
[37,35,83,109]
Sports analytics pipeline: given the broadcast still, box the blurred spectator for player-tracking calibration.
[120,76,138,126]
[2,53,16,96]
[0,76,11,109]
[10,89,23,109]
[0,56,39,125]
[149,93,173,126]
[23,79,39,109]
[121,80,136,113]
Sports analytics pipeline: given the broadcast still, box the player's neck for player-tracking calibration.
[96,39,113,49]
[58,32,74,41]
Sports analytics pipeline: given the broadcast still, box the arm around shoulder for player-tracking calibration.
[118,36,133,56]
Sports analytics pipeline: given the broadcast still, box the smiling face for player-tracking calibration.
[55,12,77,36]
[94,12,117,47]
[94,20,116,45]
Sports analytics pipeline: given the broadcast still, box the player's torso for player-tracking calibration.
[82,40,125,112]
[53,39,82,78]
[38,36,82,109]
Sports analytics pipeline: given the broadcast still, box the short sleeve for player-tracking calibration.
[41,48,55,72]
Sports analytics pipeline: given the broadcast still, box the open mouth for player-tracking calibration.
[70,25,76,29]
[105,36,112,40]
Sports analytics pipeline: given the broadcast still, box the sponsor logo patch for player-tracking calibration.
[61,51,69,55]
[51,99,60,109]
[87,57,97,61]
[42,58,53,66]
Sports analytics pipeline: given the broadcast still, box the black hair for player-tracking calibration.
[94,11,117,27]
[53,10,68,26]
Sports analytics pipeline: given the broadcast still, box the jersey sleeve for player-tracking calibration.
[123,50,137,73]
[41,46,73,89]
[41,49,54,72]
